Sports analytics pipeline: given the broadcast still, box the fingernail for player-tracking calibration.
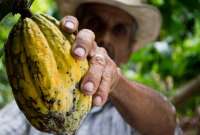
[84,82,94,92]
[74,47,85,57]
[65,21,74,30]
[94,96,102,105]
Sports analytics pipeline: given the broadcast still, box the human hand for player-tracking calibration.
[60,16,121,106]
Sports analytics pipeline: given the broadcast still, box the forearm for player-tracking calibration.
[109,75,177,135]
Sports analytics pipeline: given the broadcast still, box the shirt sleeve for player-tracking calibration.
[0,101,30,135]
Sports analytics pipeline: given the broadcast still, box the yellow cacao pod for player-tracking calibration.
[5,14,92,135]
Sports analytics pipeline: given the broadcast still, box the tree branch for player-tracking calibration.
[171,75,200,108]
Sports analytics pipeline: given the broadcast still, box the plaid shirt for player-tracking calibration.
[0,101,182,135]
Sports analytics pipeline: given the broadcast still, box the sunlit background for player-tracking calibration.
[0,0,199,134]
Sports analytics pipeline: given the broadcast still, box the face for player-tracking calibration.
[76,3,137,65]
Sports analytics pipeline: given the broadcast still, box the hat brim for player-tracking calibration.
[57,0,162,48]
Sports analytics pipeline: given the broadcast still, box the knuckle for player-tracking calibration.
[97,88,105,95]
[76,30,95,48]
[99,81,108,92]
[97,47,109,58]
[78,29,95,40]
[87,70,100,81]
[98,47,107,54]
[103,72,112,81]
[91,54,106,66]
[102,66,116,82]
[85,70,101,85]
[76,35,91,45]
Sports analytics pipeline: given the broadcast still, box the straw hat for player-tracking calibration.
[56,0,161,47]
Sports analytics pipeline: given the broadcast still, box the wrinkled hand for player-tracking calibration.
[60,16,120,106]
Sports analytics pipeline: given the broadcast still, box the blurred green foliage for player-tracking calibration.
[0,0,199,118]
[123,0,200,116]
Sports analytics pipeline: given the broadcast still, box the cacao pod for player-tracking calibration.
[5,14,92,135]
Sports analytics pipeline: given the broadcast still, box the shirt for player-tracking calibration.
[0,101,183,135]
[0,101,140,135]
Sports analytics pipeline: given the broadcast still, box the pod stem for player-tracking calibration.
[17,8,33,18]
[0,0,34,21]
[12,0,34,18]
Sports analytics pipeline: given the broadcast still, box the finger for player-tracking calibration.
[93,81,109,106]
[72,29,95,59]
[81,51,107,95]
[105,58,120,91]
[60,16,79,33]
[93,63,113,106]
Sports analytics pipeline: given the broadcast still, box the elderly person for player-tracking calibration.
[0,0,182,135]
